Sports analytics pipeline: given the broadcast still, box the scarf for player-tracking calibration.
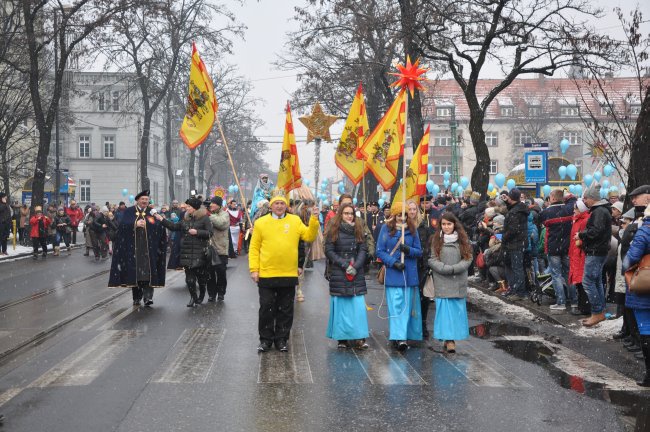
[443,232,459,244]
[340,222,356,235]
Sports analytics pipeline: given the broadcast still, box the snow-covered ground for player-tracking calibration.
[570,316,622,340]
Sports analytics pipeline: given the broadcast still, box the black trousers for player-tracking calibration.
[206,256,228,299]
[71,227,78,244]
[258,285,295,344]
[185,267,208,301]
[132,281,154,302]
[32,237,47,255]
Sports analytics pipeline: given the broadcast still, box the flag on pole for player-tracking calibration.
[358,88,407,190]
[392,125,430,204]
[335,84,369,185]
[276,102,303,193]
[179,42,217,150]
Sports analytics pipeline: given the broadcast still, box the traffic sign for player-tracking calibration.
[523,142,550,151]
[525,151,548,183]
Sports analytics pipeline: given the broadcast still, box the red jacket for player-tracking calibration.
[29,214,51,238]
[568,211,590,285]
[65,206,84,227]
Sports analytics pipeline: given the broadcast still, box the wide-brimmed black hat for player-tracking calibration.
[135,190,150,200]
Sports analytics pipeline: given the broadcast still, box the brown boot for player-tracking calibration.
[581,312,606,327]
[53,246,60,256]
[495,280,508,294]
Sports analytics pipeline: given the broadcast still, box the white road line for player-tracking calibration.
[504,335,650,392]
[0,388,22,407]
[371,332,427,385]
[461,343,532,388]
[97,307,137,331]
[351,332,423,385]
[257,330,313,384]
[29,330,139,388]
[290,330,313,384]
[152,328,224,384]
[80,307,129,332]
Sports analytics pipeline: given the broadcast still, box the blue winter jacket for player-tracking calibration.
[376,224,422,287]
[622,218,650,310]
[527,213,539,256]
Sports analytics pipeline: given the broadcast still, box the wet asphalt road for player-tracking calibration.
[0,255,644,431]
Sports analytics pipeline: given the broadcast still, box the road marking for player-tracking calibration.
[151,328,225,384]
[443,342,532,388]
[80,307,130,332]
[29,330,139,388]
[258,330,313,384]
[97,306,137,331]
[0,388,22,407]
[504,335,650,392]
[352,332,426,385]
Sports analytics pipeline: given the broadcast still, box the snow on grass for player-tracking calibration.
[467,287,538,321]
[570,316,622,340]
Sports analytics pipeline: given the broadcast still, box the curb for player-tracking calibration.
[0,244,84,262]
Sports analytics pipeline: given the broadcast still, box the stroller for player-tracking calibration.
[525,250,554,305]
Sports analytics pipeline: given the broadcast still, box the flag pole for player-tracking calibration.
[214,113,253,232]
[401,91,408,264]
[362,161,367,213]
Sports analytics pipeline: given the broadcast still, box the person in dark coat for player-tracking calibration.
[324,203,369,349]
[166,207,183,270]
[156,198,212,307]
[575,185,612,327]
[415,198,435,338]
[91,206,111,260]
[108,190,167,307]
[501,188,530,300]
[53,207,72,255]
[0,193,11,255]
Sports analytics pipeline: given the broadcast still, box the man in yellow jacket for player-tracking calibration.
[249,194,320,352]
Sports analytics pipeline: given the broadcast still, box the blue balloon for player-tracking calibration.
[233,185,239,193]
[460,176,470,189]
[426,180,435,193]
[427,164,433,173]
[323,199,330,207]
[381,194,387,200]
[443,179,450,188]
[353,198,357,205]
[619,182,625,190]
[338,184,345,193]
[451,182,459,192]
[378,198,385,207]
[443,171,451,180]
[583,174,593,187]
[609,186,618,192]
[560,138,570,154]
[129,194,135,201]
[399,179,403,185]
[575,184,583,197]
[228,185,234,194]
[567,164,577,181]
[487,183,494,192]
[494,173,506,188]
[457,185,464,195]
[506,178,516,190]
[558,166,567,180]
[602,179,610,189]
[432,185,440,195]
[305,179,311,186]
[569,184,576,194]
[593,171,602,182]
[542,185,552,197]
[603,164,615,177]
[600,188,609,199]
[121,188,128,197]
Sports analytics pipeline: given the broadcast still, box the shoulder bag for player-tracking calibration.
[422,270,435,298]
[625,254,650,295]
[377,240,402,285]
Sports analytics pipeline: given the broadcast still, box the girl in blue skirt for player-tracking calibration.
[428,212,473,353]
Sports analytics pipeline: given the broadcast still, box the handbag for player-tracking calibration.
[377,240,402,285]
[203,244,222,267]
[625,254,650,295]
[423,271,435,298]
[476,251,486,269]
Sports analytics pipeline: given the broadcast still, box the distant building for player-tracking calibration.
[423,75,642,192]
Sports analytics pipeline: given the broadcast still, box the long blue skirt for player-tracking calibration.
[385,286,422,341]
[634,309,650,336]
[433,298,469,341]
[326,295,369,340]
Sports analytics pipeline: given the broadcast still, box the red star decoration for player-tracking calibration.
[389,56,429,97]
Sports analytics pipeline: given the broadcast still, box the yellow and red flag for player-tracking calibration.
[276,102,303,193]
[358,88,407,190]
[335,84,369,185]
[179,42,217,150]
[392,125,430,204]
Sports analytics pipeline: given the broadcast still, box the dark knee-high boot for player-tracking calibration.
[186,281,198,307]
[638,336,650,387]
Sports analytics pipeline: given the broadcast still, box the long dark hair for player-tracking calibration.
[327,204,364,243]
[431,212,472,260]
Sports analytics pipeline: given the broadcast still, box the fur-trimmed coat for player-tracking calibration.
[161,208,212,269]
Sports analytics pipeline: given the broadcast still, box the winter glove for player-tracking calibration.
[399,244,410,255]
[345,265,357,276]
[393,261,405,271]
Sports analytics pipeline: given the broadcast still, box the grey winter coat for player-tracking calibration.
[428,239,472,298]
[161,208,212,269]
[209,209,230,256]
[325,223,367,296]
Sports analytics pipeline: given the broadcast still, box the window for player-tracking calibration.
[433,161,453,175]
[436,107,452,117]
[485,131,498,147]
[500,107,514,117]
[80,179,91,202]
[112,91,120,111]
[528,106,541,116]
[513,131,533,146]
[79,135,90,158]
[153,139,160,164]
[103,135,115,158]
[98,92,105,111]
[560,106,579,117]
[574,159,582,173]
[490,160,498,174]
[434,135,452,147]
[630,105,641,115]
[559,131,580,146]
[153,182,159,205]
[600,103,614,116]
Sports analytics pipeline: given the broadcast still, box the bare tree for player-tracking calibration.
[412,0,617,197]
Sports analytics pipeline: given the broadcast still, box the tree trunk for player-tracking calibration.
[31,130,52,207]
[188,148,196,192]
[198,144,207,195]
[139,112,152,192]
[467,107,490,199]
[164,94,175,202]
[626,86,650,208]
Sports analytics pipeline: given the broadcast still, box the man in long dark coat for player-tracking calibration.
[109,190,167,306]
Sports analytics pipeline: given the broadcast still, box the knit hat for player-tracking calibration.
[210,196,223,207]
[612,202,624,214]
[492,214,505,227]
[101,206,109,213]
[508,188,521,202]
[575,199,588,213]
[58,207,64,212]
[583,185,601,201]
[185,197,202,210]
[390,201,404,216]
[484,207,496,218]
[622,208,635,221]
[269,195,288,206]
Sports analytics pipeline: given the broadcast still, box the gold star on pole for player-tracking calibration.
[299,102,338,143]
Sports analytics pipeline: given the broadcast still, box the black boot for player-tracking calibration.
[638,336,650,387]
[196,284,206,304]
[186,282,198,307]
